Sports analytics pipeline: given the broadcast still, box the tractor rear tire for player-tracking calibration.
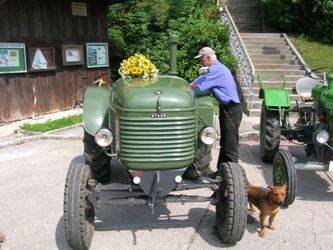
[260,101,281,163]
[83,131,110,183]
[64,162,95,250]
[184,143,213,179]
[273,150,297,207]
[216,162,247,245]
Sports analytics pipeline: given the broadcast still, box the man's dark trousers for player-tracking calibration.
[217,103,243,168]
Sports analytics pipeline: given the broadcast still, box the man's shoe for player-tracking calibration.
[203,170,222,182]
[208,171,218,179]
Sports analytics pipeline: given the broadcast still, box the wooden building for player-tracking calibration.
[0,0,122,122]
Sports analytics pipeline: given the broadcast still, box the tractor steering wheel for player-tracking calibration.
[306,67,333,81]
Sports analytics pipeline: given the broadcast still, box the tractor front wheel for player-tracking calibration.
[273,150,297,207]
[64,162,95,250]
[260,101,281,163]
[216,162,247,245]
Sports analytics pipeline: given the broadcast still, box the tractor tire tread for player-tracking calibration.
[64,163,94,250]
[216,162,247,244]
[260,102,281,163]
[273,150,297,207]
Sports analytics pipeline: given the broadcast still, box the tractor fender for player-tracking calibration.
[83,86,111,136]
[262,88,291,110]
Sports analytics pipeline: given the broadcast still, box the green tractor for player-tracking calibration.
[259,68,333,207]
[63,35,247,249]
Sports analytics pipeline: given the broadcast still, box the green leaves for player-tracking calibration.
[107,0,237,81]
[261,0,333,43]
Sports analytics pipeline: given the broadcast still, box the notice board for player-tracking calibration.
[0,43,27,74]
[86,43,109,68]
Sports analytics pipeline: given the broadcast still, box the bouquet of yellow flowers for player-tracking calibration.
[119,54,158,80]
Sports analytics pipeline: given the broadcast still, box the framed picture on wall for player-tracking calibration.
[27,47,56,72]
[86,43,109,68]
[62,45,84,66]
[0,43,27,74]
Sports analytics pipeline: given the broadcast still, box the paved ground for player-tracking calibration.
[0,125,333,250]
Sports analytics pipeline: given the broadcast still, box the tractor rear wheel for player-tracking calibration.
[64,162,95,250]
[273,150,297,207]
[83,131,110,183]
[216,162,247,245]
[184,143,213,179]
[260,101,281,163]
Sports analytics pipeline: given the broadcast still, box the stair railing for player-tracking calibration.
[220,6,255,111]
[282,33,312,75]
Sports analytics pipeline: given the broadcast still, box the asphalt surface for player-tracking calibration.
[0,131,333,249]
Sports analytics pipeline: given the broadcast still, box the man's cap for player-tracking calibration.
[194,47,216,58]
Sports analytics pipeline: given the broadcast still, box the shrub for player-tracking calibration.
[261,0,333,43]
[107,0,237,81]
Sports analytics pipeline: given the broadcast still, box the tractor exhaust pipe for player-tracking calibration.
[168,34,179,76]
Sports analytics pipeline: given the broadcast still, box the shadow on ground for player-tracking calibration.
[55,204,259,249]
[56,216,70,250]
[56,155,260,248]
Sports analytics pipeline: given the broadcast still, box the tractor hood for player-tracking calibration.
[111,75,194,110]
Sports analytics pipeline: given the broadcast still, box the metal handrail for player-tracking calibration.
[220,6,255,110]
[223,7,256,75]
[282,33,312,74]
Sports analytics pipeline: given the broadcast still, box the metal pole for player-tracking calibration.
[294,162,332,171]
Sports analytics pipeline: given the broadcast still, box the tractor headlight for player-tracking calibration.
[95,129,113,147]
[200,127,218,145]
[316,130,330,145]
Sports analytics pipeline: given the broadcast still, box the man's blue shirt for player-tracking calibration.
[194,60,240,105]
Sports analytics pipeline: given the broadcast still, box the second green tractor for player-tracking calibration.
[259,68,333,207]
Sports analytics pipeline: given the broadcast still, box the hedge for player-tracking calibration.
[261,0,333,43]
[107,0,237,81]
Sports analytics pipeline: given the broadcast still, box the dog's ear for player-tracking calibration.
[267,185,274,191]
[282,183,287,190]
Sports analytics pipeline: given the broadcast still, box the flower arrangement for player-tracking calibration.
[119,54,158,80]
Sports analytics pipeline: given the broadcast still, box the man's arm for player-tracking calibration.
[193,75,205,85]
[196,68,219,93]
[189,82,206,97]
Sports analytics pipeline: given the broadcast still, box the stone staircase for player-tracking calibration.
[240,33,307,116]
[225,0,263,32]
[221,0,308,116]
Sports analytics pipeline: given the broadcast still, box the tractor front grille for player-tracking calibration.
[119,114,195,167]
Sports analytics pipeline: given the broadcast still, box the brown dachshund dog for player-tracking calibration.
[247,182,287,237]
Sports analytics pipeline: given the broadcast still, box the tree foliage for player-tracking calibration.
[261,0,333,43]
[107,0,237,81]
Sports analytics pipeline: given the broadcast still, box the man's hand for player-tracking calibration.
[189,82,198,89]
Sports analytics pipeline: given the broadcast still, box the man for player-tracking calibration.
[190,47,243,174]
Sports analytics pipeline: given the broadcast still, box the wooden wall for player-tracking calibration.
[0,0,113,122]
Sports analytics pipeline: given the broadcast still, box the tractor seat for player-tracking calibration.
[296,77,321,103]
[300,95,313,102]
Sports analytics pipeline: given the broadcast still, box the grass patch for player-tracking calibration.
[20,114,82,133]
[290,34,333,71]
